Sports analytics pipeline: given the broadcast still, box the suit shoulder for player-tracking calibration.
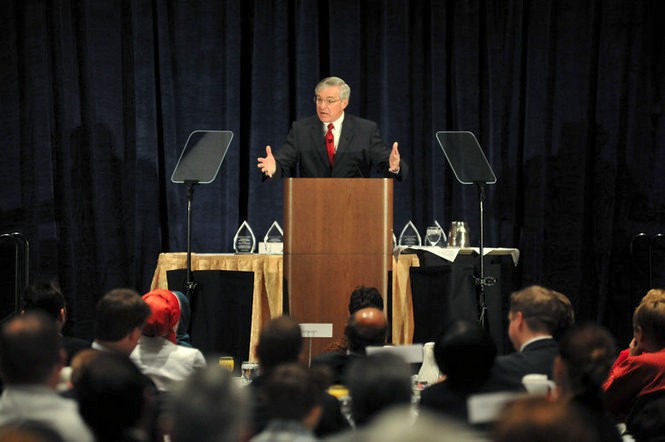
[345,114,378,128]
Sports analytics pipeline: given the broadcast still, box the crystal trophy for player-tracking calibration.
[233,220,256,254]
[398,220,422,247]
[262,221,284,254]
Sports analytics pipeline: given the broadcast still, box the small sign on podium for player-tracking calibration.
[300,323,333,366]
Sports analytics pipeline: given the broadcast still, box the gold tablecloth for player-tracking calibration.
[150,253,283,360]
[151,249,516,355]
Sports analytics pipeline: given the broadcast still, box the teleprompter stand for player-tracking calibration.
[436,131,497,329]
[171,130,233,313]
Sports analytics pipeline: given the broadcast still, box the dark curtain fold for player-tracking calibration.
[1,0,663,345]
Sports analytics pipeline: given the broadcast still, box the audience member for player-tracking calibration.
[168,363,248,442]
[603,298,665,421]
[0,312,94,442]
[323,286,384,354]
[612,289,665,370]
[345,352,413,428]
[419,319,500,422]
[76,351,154,442]
[0,421,65,442]
[329,407,488,442]
[553,323,621,441]
[348,286,384,315]
[90,288,163,442]
[251,363,324,442]
[92,288,152,355]
[172,290,193,347]
[251,315,349,438]
[312,307,387,385]
[490,285,574,390]
[130,289,206,391]
[626,392,665,442]
[492,396,599,442]
[22,281,90,365]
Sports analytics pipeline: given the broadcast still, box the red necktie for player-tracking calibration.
[325,123,335,167]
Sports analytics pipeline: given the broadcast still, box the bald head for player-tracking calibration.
[345,307,388,353]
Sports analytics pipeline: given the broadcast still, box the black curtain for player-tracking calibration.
[1,0,663,345]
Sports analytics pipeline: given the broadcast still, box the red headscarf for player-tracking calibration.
[142,289,181,344]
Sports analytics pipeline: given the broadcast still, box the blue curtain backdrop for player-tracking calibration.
[1,0,663,345]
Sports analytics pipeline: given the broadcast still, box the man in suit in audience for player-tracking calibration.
[0,312,94,442]
[490,285,574,390]
[92,288,151,356]
[257,76,408,179]
[89,288,164,441]
[250,315,349,438]
[311,307,388,386]
[251,363,324,442]
[168,364,248,442]
[345,352,413,428]
[22,281,90,365]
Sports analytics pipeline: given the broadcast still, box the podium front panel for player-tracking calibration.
[284,178,393,357]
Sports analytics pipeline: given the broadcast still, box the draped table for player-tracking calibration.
[151,247,518,358]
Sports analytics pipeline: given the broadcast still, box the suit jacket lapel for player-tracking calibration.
[336,115,354,157]
[307,118,329,168]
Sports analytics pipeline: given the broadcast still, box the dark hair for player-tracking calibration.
[263,363,324,421]
[94,288,151,341]
[558,322,617,394]
[346,352,412,427]
[256,316,302,371]
[0,312,61,384]
[22,281,65,321]
[434,319,496,390]
[510,285,574,338]
[75,351,147,442]
[493,396,598,442]
[348,286,384,315]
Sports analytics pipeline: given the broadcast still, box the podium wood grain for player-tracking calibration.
[284,178,393,356]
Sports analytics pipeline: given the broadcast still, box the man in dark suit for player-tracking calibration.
[249,315,350,438]
[311,307,388,386]
[490,285,574,390]
[257,76,407,179]
[22,281,90,365]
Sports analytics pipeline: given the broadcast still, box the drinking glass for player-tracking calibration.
[425,226,443,246]
[241,361,259,385]
[219,356,235,372]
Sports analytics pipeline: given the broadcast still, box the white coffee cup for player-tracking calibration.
[521,373,556,396]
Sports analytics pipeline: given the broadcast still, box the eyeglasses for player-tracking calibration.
[313,97,341,105]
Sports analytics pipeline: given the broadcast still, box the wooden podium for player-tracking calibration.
[284,178,393,356]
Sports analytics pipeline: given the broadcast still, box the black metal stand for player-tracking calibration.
[0,232,29,324]
[473,183,496,330]
[184,181,198,301]
[435,131,497,329]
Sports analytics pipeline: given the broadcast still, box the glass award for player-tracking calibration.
[262,221,284,254]
[398,220,422,247]
[233,220,256,254]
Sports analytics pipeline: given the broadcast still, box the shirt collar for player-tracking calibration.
[323,112,345,131]
[519,335,553,352]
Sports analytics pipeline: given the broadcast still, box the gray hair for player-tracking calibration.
[315,76,351,101]
[168,364,248,442]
